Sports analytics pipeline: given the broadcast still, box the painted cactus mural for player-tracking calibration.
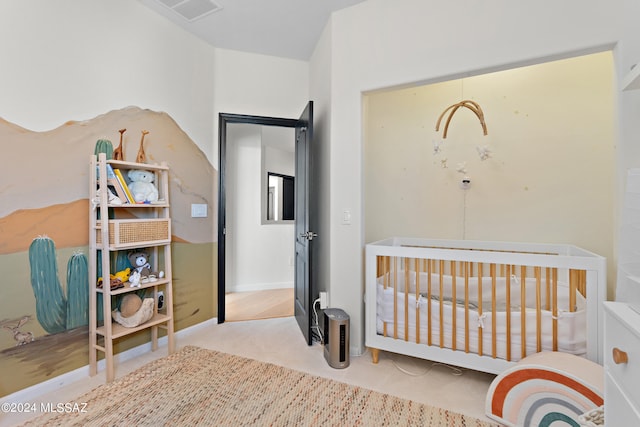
[29,236,67,334]
[66,252,89,329]
[29,236,90,333]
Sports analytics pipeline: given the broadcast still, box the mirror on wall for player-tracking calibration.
[260,126,295,224]
[267,172,294,222]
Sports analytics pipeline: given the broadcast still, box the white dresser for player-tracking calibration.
[603,301,640,425]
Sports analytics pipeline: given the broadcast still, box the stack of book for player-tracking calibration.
[106,164,136,204]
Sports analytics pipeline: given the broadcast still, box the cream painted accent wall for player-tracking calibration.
[364,52,615,285]
[320,0,628,355]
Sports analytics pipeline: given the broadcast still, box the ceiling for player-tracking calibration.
[138,0,367,60]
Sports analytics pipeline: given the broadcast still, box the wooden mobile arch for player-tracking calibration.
[435,99,488,138]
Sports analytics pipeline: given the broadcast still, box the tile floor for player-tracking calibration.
[1,316,497,426]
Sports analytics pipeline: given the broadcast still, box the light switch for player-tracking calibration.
[342,209,351,225]
[191,203,208,218]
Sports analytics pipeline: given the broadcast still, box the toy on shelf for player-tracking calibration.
[129,270,141,287]
[136,130,149,163]
[97,268,130,290]
[128,250,152,276]
[113,128,126,161]
[112,294,154,328]
[128,250,164,284]
[94,138,113,160]
[127,169,159,203]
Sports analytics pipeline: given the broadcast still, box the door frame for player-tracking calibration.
[217,112,300,323]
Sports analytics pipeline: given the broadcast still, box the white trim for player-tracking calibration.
[227,282,293,293]
[0,318,218,404]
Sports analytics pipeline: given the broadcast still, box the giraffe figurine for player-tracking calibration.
[136,130,149,164]
[113,128,126,161]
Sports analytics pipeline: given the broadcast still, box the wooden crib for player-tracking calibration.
[365,237,606,374]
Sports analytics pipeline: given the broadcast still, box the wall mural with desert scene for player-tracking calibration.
[0,106,216,396]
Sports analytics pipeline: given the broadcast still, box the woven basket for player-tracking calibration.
[96,219,170,247]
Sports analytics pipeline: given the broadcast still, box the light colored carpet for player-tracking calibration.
[20,345,497,426]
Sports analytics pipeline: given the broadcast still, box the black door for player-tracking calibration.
[218,103,314,345]
[294,101,314,344]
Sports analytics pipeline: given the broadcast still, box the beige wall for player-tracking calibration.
[364,53,615,291]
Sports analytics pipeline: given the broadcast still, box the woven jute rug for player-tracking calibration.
[21,346,496,426]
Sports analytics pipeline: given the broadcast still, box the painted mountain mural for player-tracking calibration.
[0,107,217,396]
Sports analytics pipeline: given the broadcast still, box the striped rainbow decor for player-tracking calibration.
[485,352,604,427]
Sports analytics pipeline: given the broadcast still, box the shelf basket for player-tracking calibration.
[96,218,171,247]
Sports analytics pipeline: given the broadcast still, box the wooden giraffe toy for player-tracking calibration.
[113,128,126,161]
[136,130,149,164]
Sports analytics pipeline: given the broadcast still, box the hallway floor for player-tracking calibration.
[225,288,294,321]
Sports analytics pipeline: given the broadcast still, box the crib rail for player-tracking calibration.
[365,238,606,373]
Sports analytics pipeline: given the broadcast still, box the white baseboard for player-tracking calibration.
[227,282,293,293]
[0,317,218,404]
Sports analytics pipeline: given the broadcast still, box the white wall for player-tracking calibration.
[212,48,310,166]
[0,0,310,169]
[318,0,629,355]
[615,0,640,303]
[308,18,333,302]
[0,0,215,161]
[226,124,294,292]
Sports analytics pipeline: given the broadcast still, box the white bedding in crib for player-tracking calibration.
[375,274,587,362]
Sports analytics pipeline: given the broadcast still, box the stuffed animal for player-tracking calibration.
[128,251,152,277]
[127,169,158,203]
[113,268,131,283]
[97,268,130,290]
[129,270,141,287]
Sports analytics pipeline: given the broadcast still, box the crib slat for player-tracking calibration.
[477,263,483,357]
[545,267,551,311]
[491,263,497,359]
[569,269,577,313]
[464,261,470,353]
[552,267,558,351]
[506,265,512,361]
[404,258,409,341]
[535,266,542,353]
[415,258,421,344]
[394,257,398,339]
[428,259,433,346]
[521,265,527,360]
[451,260,457,351]
[382,256,389,338]
[439,260,444,348]
[579,270,587,297]
[569,269,585,312]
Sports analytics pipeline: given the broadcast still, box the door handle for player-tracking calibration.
[299,231,318,241]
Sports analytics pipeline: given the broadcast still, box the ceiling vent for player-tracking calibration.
[157,0,223,22]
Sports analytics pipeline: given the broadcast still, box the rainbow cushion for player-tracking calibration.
[486,352,604,427]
